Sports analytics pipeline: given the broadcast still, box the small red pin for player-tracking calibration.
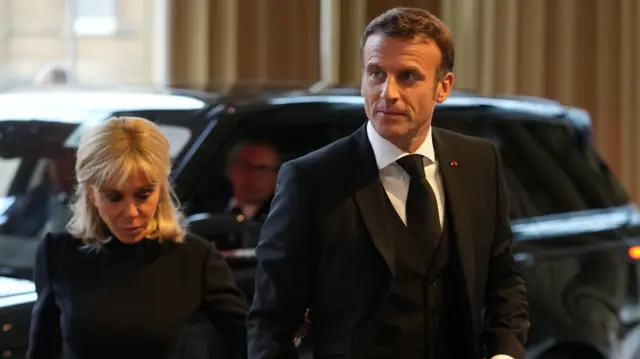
[450,161,458,167]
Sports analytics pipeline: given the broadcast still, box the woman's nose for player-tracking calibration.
[123,200,140,217]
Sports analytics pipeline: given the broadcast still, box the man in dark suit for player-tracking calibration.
[247,7,529,359]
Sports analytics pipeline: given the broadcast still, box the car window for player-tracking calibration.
[184,112,341,217]
[158,124,192,160]
[0,159,21,197]
[433,114,628,220]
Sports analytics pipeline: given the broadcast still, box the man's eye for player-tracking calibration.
[399,72,416,81]
[370,70,384,78]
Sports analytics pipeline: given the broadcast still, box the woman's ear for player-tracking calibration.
[86,187,96,206]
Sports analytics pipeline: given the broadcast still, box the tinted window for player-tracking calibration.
[432,112,628,219]
[0,159,21,196]
[185,111,343,217]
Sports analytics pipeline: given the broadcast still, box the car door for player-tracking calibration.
[432,108,637,354]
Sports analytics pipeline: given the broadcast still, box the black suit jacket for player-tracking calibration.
[247,124,530,359]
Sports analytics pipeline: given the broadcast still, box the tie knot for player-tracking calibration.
[396,154,425,179]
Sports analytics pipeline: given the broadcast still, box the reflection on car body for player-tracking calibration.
[0,87,639,359]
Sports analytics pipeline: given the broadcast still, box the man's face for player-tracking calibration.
[228,144,279,205]
[361,34,454,151]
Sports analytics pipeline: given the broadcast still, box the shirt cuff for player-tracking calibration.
[491,355,515,359]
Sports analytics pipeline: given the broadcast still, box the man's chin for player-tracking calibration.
[374,121,409,139]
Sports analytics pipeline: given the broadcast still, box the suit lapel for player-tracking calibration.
[348,124,478,289]
[433,128,476,302]
[350,125,396,275]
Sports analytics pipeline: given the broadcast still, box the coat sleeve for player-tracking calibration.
[201,239,251,359]
[482,144,531,359]
[27,233,62,359]
[247,161,317,359]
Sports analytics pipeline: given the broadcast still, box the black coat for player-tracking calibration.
[27,232,249,359]
[247,124,530,359]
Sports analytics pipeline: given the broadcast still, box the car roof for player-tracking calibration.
[0,86,592,129]
[232,89,592,129]
[0,86,215,124]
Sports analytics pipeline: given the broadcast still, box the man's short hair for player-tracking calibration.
[226,139,280,168]
[360,7,455,80]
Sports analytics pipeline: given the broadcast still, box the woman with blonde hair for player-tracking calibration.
[27,116,249,359]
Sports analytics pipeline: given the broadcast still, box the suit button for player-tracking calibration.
[430,281,436,287]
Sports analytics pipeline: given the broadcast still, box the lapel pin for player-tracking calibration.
[450,161,458,167]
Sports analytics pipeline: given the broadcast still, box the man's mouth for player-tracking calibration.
[378,110,405,116]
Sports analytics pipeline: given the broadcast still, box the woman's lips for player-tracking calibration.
[121,226,143,232]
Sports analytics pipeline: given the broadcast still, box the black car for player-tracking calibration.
[1,87,639,359]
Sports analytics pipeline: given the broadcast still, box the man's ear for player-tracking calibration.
[435,72,454,103]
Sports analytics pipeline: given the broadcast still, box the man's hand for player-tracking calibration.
[293,309,312,347]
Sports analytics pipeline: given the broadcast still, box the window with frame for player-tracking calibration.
[73,0,118,36]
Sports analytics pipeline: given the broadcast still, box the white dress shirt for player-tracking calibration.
[365,121,514,359]
[226,197,259,219]
[365,121,445,226]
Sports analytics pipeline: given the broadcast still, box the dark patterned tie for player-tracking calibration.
[396,154,441,245]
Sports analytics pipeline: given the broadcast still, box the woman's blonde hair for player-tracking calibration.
[67,116,186,246]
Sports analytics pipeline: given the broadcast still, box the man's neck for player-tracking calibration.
[387,125,431,153]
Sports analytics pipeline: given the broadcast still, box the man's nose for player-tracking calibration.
[380,77,400,101]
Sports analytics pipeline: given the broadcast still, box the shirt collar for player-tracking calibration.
[366,120,436,170]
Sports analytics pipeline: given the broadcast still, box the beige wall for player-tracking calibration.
[170,0,640,200]
[1,0,156,87]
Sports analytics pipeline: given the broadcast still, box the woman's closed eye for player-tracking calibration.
[135,191,152,201]
[104,188,154,203]
[105,192,123,203]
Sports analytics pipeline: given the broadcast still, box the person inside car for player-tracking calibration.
[27,116,249,359]
[224,140,280,221]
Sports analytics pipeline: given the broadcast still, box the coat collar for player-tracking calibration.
[365,121,436,170]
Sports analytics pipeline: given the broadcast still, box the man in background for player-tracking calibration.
[225,140,280,222]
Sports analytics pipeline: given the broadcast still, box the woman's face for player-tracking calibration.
[89,170,160,244]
